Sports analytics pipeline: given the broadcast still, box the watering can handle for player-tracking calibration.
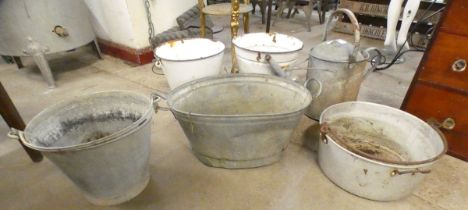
[304,78,322,99]
[363,47,384,74]
[151,90,170,113]
[323,8,360,48]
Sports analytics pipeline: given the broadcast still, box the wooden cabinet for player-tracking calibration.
[403,0,468,161]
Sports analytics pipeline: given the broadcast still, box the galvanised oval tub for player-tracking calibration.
[154,74,312,169]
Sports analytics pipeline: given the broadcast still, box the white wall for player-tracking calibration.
[85,0,197,49]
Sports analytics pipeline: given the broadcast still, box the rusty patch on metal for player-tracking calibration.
[324,117,410,163]
[168,40,179,47]
[85,131,112,142]
[35,111,141,147]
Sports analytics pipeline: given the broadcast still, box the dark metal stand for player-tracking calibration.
[91,39,103,59]
[0,82,43,162]
[13,56,24,69]
[266,0,273,32]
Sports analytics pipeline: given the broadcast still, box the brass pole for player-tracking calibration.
[198,0,206,37]
[230,0,240,73]
[243,0,250,33]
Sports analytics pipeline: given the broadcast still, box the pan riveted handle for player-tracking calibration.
[390,168,431,176]
[151,90,170,113]
[319,123,331,144]
[426,118,449,155]
[323,8,360,52]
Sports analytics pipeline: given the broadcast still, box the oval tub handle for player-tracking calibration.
[390,168,431,176]
[304,78,322,99]
[151,91,170,113]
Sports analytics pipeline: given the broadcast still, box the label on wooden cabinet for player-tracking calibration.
[340,0,442,23]
[333,21,430,47]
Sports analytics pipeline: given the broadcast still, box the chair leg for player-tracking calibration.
[317,0,324,24]
[276,0,286,18]
[286,0,296,18]
[304,1,315,32]
[266,0,274,32]
[252,0,257,14]
[291,7,299,18]
[0,82,43,162]
[286,8,293,18]
[261,0,267,24]
[243,13,250,33]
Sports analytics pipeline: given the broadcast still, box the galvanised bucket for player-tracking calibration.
[9,91,155,205]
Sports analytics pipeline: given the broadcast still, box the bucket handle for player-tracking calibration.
[390,168,431,176]
[304,78,322,99]
[7,128,22,140]
[323,9,360,55]
[151,90,170,113]
[151,57,165,75]
[7,128,30,148]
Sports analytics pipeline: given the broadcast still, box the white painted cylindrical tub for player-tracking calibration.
[232,33,303,75]
[318,102,447,201]
[10,91,155,205]
[154,38,225,89]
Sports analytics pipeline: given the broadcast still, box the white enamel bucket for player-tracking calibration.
[154,38,225,89]
[232,33,303,75]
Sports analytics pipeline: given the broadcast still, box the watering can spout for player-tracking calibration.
[265,54,291,79]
